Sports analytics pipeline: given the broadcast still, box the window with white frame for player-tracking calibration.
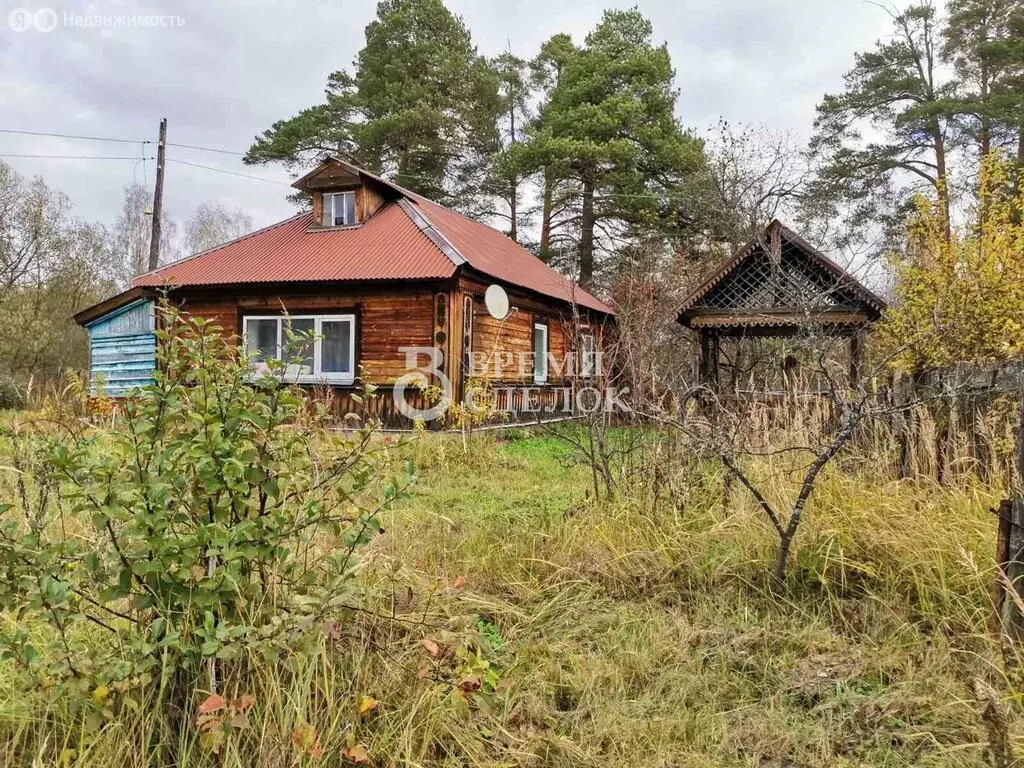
[243,314,356,383]
[321,191,357,227]
[533,321,548,384]
[580,332,599,377]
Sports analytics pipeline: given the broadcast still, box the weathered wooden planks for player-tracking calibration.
[85,299,156,396]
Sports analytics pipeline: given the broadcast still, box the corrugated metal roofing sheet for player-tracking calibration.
[412,198,614,315]
[134,203,457,287]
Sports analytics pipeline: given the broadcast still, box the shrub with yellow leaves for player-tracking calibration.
[880,155,1024,371]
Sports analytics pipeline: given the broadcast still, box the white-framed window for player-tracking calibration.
[322,191,357,227]
[533,321,548,384]
[580,332,599,377]
[243,314,356,384]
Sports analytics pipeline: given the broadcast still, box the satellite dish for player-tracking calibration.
[484,284,510,320]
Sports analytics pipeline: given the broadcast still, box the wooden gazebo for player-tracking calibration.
[676,220,887,389]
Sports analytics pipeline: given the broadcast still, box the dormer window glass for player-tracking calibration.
[322,191,356,227]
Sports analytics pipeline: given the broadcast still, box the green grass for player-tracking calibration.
[371,430,1010,767]
[0,425,1018,766]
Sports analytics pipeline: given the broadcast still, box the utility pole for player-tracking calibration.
[148,117,167,271]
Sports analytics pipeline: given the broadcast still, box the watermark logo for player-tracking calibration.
[36,7,56,31]
[8,8,41,32]
[7,7,185,32]
[392,346,629,422]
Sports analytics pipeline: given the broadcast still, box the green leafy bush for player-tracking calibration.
[0,307,412,730]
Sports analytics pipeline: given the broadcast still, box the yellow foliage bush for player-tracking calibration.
[880,155,1024,371]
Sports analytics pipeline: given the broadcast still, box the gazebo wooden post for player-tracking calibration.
[699,330,720,391]
[849,330,864,387]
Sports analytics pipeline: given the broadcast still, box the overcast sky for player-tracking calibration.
[0,0,910,233]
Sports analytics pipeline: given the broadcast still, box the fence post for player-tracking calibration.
[1004,395,1024,637]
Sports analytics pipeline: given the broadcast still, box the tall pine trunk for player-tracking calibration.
[980,61,991,160]
[579,176,596,287]
[509,180,518,242]
[934,129,951,241]
[508,105,518,242]
[539,168,553,263]
[978,66,993,224]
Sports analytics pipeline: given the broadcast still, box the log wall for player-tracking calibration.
[456,274,596,386]
[174,283,436,383]
[162,272,612,428]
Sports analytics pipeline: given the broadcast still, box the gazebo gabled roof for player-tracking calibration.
[676,220,887,335]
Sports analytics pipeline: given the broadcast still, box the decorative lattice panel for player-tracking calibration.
[694,242,864,312]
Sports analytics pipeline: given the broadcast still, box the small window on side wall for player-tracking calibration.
[322,191,357,227]
[533,321,548,384]
[580,333,599,377]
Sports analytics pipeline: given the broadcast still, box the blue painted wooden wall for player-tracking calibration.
[86,299,156,396]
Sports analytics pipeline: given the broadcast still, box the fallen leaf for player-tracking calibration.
[422,637,440,657]
[344,743,369,763]
[233,694,255,712]
[357,694,378,715]
[458,675,481,693]
[195,713,221,732]
[198,694,226,715]
[291,722,318,750]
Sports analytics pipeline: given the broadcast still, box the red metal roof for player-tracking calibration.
[132,166,613,315]
[134,202,456,287]
[412,198,614,314]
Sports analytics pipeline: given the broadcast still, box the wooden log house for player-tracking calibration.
[74,157,615,426]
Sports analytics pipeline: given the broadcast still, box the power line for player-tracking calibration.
[167,158,292,186]
[1,125,777,204]
[0,127,251,158]
[166,141,245,156]
[0,127,146,145]
[0,153,155,160]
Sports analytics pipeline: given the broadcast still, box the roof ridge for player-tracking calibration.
[675,231,761,314]
[132,210,311,284]
[317,156,611,311]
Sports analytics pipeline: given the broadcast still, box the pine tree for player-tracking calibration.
[483,53,532,241]
[526,33,578,263]
[943,0,1024,171]
[245,0,499,211]
[810,3,957,241]
[518,10,704,286]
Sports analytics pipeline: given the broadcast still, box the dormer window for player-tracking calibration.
[322,191,356,227]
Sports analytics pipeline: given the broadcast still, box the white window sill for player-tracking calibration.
[307,223,362,232]
[247,373,355,386]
